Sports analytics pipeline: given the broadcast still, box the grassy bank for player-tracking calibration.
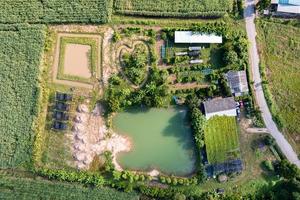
[256,19,300,154]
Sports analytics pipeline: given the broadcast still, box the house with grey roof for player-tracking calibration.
[203,97,237,119]
[225,71,249,97]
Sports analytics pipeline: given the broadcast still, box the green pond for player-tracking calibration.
[113,107,197,176]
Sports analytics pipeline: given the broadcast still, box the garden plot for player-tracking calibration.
[64,44,91,79]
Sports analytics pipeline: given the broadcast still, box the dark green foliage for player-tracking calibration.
[0,0,112,24]
[264,135,276,146]
[0,175,139,200]
[106,68,170,112]
[0,24,46,168]
[276,160,300,180]
[106,75,133,112]
[137,185,177,199]
[219,76,232,97]
[257,0,271,11]
[263,160,274,171]
[262,161,300,200]
[36,168,106,186]
[122,44,148,85]
[114,0,234,18]
[190,107,206,149]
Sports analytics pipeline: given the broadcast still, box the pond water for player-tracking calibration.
[113,107,196,176]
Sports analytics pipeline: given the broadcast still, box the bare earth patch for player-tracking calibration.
[64,44,91,78]
[72,103,131,170]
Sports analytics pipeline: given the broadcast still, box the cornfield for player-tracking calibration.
[114,0,233,18]
[0,24,46,168]
[0,0,113,24]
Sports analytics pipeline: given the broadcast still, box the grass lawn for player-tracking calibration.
[256,19,300,154]
[204,116,240,164]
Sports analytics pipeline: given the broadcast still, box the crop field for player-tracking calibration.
[0,175,139,200]
[0,0,112,24]
[204,116,240,164]
[0,24,46,168]
[114,0,233,18]
[257,20,300,153]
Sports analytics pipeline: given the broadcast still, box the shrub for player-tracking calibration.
[263,160,274,171]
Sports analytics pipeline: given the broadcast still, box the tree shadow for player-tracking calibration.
[161,108,196,152]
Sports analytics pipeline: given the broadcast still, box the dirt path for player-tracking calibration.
[102,27,115,85]
[52,33,102,89]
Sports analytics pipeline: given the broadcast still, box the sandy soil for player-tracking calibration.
[64,44,91,78]
[72,103,131,170]
[102,27,116,85]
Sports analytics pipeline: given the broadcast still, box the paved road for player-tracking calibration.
[244,0,300,167]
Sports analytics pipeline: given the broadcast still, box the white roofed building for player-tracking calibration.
[174,31,222,44]
[203,97,237,119]
[272,0,300,14]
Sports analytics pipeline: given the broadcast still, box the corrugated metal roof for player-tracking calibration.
[174,31,222,44]
[203,97,236,114]
[226,71,249,95]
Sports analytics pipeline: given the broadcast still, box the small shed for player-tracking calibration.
[190,59,203,64]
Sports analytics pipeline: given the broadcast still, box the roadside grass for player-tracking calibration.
[204,116,240,164]
[256,19,300,154]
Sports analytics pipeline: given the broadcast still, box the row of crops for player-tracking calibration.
[0,175,139,200]
[0,0,113,24]
[0,24,46,168]
[114,0,234,18]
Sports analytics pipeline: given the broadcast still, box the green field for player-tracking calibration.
[0,175,139,200]
[114,0,233,18]
[0,0,112,24]
[257,20,300,153]
[204,116,240,164]
[0,24,46,168]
